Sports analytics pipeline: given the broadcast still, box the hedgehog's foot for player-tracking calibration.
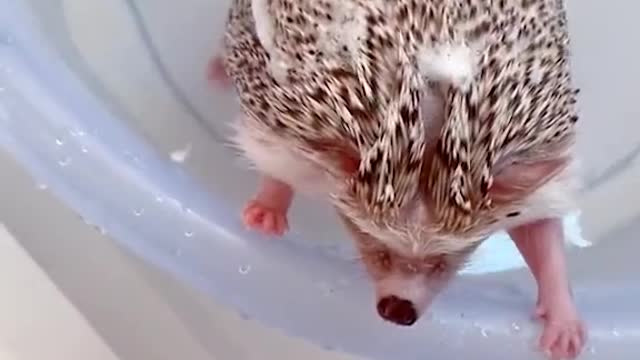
[207,56,233,88]
[242,176,293,237]
[510,219,586,360]
[534,292,586,360]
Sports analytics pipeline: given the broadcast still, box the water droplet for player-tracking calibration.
[612,328,620,337]
[184,230,194,238]
[434,317,448,326]
[510,322,521,333]
[80,146,89,154]
[480,327,490,338]
[155,195,164,203]
[133,208,145,217]
[317,282,335,296]
[94,226,107,235]
[185,207,194,215]
[322,344,336,352]
[239,311,250,320]
[36,183,48,190]
[69,129,86,137]
[238,264,252,274]
[58,157,72,167]
[3,34,15,44]
[55,138,64,146]
[170,143,192,163]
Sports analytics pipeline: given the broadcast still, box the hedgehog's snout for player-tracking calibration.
[377,295,418,326]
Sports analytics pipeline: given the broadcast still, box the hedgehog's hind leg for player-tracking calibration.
[509,219,586,359]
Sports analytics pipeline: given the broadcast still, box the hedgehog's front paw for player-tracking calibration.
[534,294,586,360]
[242,176,293,237]
[207,56,232,88]
[242,199,290,236]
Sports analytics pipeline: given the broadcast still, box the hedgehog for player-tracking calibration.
[208,0,586,358]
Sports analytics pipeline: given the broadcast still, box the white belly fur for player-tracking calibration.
[230,118,333,196]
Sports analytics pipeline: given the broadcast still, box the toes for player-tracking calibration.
[281,216,289,233]
[241,201,288,236]
[266,213,288,236]
[577,322,587,346]
[540,324,585,360]
[554,331,571,359]
[262,212,276,233]
[539,325,559,353]
[243,204,265,227]
[568,333,581,358]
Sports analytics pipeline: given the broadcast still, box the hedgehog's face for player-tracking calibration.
[338,211,481,326]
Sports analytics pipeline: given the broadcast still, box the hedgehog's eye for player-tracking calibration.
[425,255,447,275]
[432,259,447,274]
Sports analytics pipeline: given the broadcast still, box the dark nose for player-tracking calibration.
[376,296,418,326]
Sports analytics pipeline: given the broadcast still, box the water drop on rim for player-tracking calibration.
[69,129,86,137]
[238,264,251,274]
[3,34,15,44]
[239,311,250,320]
[318,282,335,296]
[96,226,107,235]
[322,344,336,352]
[58,157,72,167]
[510,322,521,333]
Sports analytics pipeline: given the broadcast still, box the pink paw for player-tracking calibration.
[242,199,289,236]
[207,56,232,87]
[534,298,586,359]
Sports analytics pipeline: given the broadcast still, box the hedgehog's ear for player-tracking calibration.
[308,140,361,177]
[489,157,569,204]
